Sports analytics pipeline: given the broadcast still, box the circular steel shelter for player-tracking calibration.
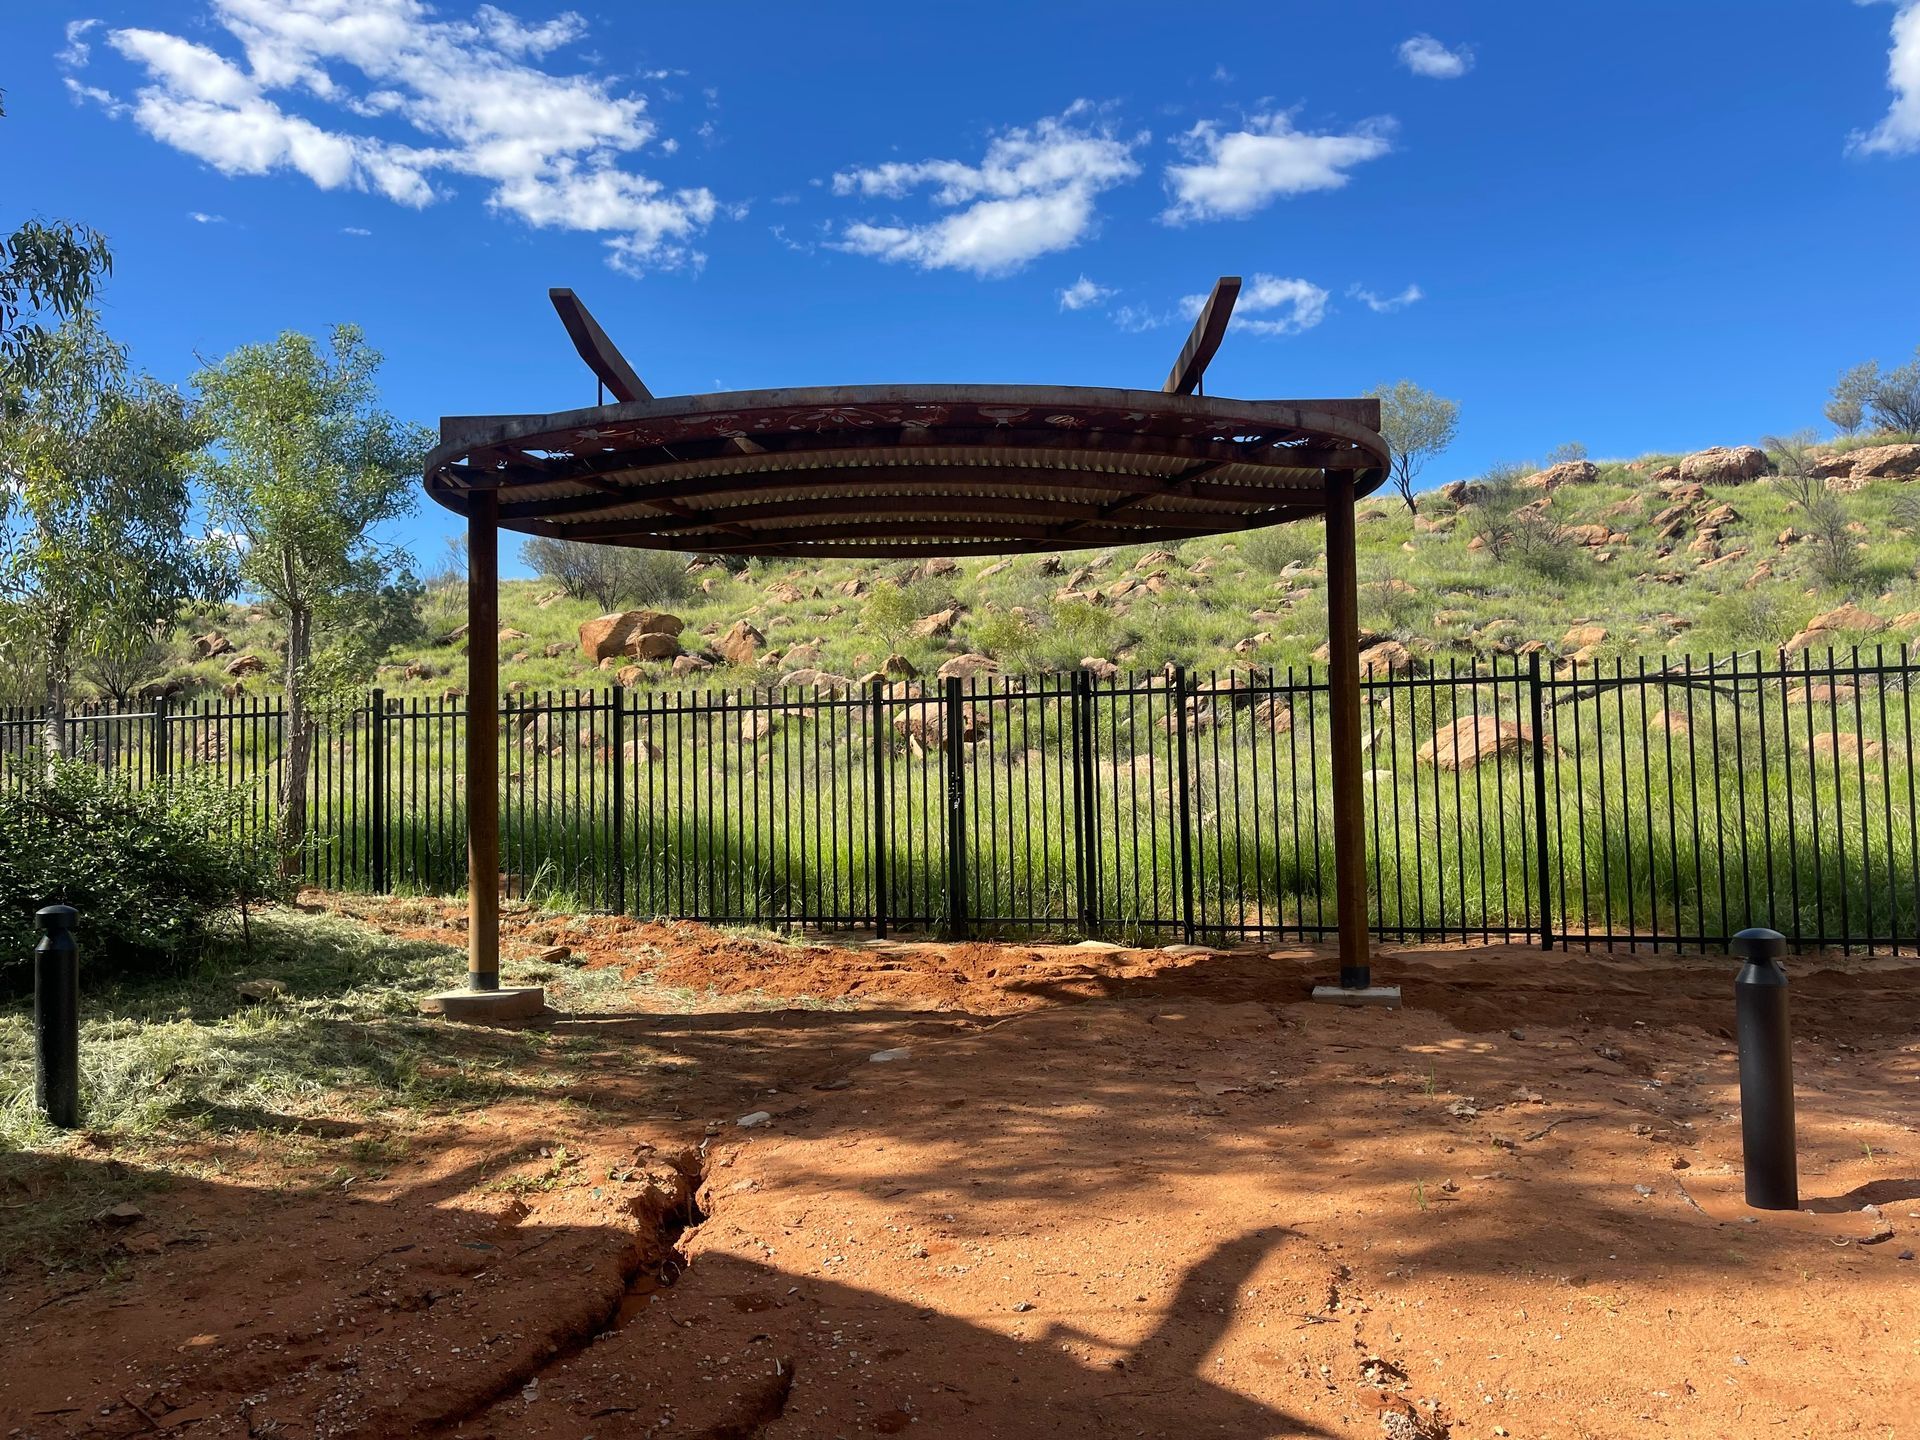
[426,280,1391,1009]
[424,385,1387,558]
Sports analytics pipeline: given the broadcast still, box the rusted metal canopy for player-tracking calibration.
[425,385,1387,559]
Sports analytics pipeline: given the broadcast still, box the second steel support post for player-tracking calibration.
[1323,472,1373,988]
[466,487,501,992]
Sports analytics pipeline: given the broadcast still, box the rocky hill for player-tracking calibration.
[149,437,1920,705]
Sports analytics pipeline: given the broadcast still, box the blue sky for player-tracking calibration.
[5,1,1920,575]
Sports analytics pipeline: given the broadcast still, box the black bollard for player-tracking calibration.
[1732,927,1796,1210]
[35,904,80,1129]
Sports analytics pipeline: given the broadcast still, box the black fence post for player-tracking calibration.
[1068,672,1090,931]
[1173,664,1196,943]
[870,678,889,938]
[1078,671,1102,931]
[368,689,387,893]
[1732,927,1798,1209]
[1528,651,1553,952]
[944,676,968,939]
[151,694,170,784]
[610,684,626,915]
[35,905,79,1129]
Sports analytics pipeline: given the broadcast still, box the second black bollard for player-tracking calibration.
[1732,927,1796,1210]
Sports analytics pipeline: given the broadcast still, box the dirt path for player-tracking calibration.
[5,906,1917,1438]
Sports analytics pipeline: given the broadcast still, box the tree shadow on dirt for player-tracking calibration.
[0,1151,1338,1439]
[517,1226,1340,1439]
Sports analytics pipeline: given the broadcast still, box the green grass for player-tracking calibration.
[0,909,585,1152]
[0,908,636,1274]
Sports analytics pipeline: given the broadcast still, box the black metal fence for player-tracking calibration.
[7,645,1920,952]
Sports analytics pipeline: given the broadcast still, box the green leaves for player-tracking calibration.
[0,761,278,991]
[0,310,214,709]
[1367,379,1462,514]
[0,219,113,392]
[191,325,433,700]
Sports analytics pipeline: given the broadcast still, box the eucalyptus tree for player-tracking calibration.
[1367,380,1460,515]
[193,325,431,868]
[0,311,212,756]
[0,220,111,394]
[0,94,113,392]
[1826,362,1877,438]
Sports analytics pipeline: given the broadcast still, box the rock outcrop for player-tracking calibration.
[1677,445,1769,486]
[1784,603,1884,654]
[578,610,684,663]
[1519,460,1599,492]
[1417,715,1535,772]
[936,653,1000,682]
[717,620,765,666]
[1815,443,1920,487]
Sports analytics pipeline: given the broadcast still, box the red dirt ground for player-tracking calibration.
[5,899,1917,1439]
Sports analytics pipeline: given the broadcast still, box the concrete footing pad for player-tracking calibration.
[1311,984,1402,1009]
[419,986,547,1023]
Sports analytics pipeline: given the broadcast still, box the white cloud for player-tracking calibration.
[1348,282,1423,313]
[831,105,1143,275]
[1112,304,1173,333]
[64,78,127,116]
[770,223,815,254]
[1397,34,1474,80]
[1181,273,1328,337]
[342,225,372,236]
[1058,274,1114,311]
[1162,111,1393,223]
[1852,1,1920,156]
[59,18,100,68]
[188,210,226,223]
[61,0,718,275]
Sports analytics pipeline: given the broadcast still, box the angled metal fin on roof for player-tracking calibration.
[549,287,651,403]
[1163,276,1241,396]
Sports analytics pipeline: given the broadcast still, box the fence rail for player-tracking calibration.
[8,645,1920,953]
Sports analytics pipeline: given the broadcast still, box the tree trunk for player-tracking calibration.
[41,629,71,766]
[278,599,312,876]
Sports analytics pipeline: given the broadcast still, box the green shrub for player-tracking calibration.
[968,609,1038,665]
[1031,598,1120,669]
[0,762,280,991]
[1507,515,1583,584]
[860,581,919,650]
[1240,523,1323,576]
[520,537,692,611]
[1699,588,1794,647]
